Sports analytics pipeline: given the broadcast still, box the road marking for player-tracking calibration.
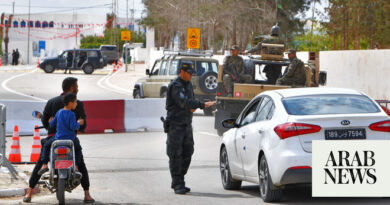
[105,69,133,95]
[198,131,219,137]
[1,69,47,101]
[97,68,132,96]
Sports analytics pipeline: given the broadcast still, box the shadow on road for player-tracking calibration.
[27,198,149,205]
[187,191,254,199]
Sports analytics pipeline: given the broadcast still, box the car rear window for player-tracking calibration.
[196,61,218,76]
[282,94,380,115]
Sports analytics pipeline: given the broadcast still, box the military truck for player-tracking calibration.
[133,50,219,115]
[215,49,327,136]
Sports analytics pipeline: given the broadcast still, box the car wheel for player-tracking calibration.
[133,89,141,99]
[220,146,241,190]
[83,64,94,74]
[160,90,167,98]
[44,64,55,73]
[259,155,282,202]
[199,72,218,94]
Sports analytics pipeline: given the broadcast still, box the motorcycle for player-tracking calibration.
[33,111,82,205]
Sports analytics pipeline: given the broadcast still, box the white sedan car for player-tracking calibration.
[219,88,390,202]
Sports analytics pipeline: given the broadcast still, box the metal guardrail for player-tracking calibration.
[0,104,18,179]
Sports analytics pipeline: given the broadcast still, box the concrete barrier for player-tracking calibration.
[124,98,166,132]
[0,100,46,136]
[83,100,125,134]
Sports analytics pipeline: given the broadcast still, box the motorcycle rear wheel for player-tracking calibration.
[57,179,66,205]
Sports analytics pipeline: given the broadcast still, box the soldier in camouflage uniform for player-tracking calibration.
[165,61,216,195]
[276,49,306,86]
[222,45,252,97]
[246,24,285,84]
[246,24,285,55]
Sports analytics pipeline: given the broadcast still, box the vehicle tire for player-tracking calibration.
[133,89,141,99]
[83,64,94,74]
[259,155,283,202]
[56,179,66,205]
[203,107,214,116]
[44,64,55,73]
[160,90,167,98]
[199,72,218,94]
[220,146,242,190]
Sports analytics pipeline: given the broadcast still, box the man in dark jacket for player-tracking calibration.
[65,51,73,74]
[166,61,216,194]
[24,77,94,203]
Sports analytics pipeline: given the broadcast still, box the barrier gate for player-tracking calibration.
[0,104,18,179]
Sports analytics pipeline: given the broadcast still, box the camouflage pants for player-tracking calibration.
[223,74,252,94]
[166,122,194,189]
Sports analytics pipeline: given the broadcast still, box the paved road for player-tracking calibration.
[4,116,390,204]
[2,66,390,204]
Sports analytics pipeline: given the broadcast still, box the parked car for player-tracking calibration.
[39,49,107,74]
[219,87,390,202]
[133,51,219,116]
[100,45,119,64]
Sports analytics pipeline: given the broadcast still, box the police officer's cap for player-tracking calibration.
[230,45,240,50]
[180,61,196,74]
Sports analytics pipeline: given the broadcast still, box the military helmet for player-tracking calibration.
[270,24,280,36]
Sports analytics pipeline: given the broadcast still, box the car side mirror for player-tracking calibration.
[222,118,237,129]
[32,111,42,119]
[146,69,150,75]
[319,71,327,86]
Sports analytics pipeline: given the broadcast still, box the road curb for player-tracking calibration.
[0,166,39,197]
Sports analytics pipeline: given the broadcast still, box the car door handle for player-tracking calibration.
[258,128,264,134]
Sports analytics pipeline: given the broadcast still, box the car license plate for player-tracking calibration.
[325,129,366,140]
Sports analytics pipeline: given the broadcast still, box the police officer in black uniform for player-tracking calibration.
[165,61,216,194]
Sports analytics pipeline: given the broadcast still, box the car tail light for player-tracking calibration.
[54,147,71,155]
[274,122,321,139]
[369,120,390,132]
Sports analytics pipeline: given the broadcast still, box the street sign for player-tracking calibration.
[121,31,131,41]
[187,28,200,49]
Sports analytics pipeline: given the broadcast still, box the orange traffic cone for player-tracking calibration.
[113,63,117,72]
[36,59,40,68]
[8,125,22,163]
[0,58,2,66]
[30,125,41,163]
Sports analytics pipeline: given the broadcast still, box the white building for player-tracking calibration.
[2,13,106,64]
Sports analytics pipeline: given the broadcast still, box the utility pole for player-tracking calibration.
[125,0,128,72]
[27,0,31,64]
[12,0,15,15]
[73,9,78,48]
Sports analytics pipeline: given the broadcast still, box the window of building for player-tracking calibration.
[28,21,33,28]
[21,21,26,28]
[42,21,48,28]
[13,21,18,28]
[49,21,54,28]
[35,21,41,28]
